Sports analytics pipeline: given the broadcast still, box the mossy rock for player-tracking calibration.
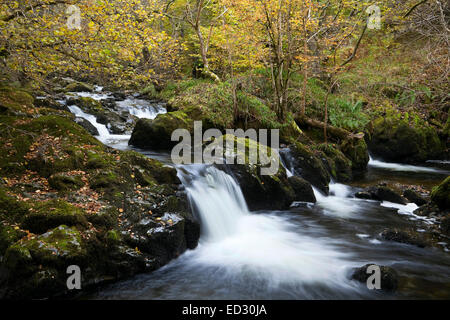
[0,222,26,254]
[129,110,194,150]
[368,117,444,163]
[48,173,84,192]
[315,143,353,182]
[0,85,34,115]
[68,96,104,114]
[64,81,93,93]
[431,176,450,211]
[5,225,87,270]
[214,134,296,210]
[21,199,89,234]
[0,187,29,221]
[287,176,316,203]
[288,142,330,194]
[339,138,369,171]
[89,171,120,190]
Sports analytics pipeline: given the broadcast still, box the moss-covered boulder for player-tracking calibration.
[21,200,89,234]
[286,142,331,194]
[0,83,201,299]
[315,143,353,182]
[48,173,84,191]
[213,134,297,210]
[287,176,316,203]
[431,176,450,211]
[368,117,444,163]
[64,81,93,93]
[129,110,194,150]
[340,138,369,171]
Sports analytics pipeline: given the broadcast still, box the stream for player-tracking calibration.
[63,89,450,300]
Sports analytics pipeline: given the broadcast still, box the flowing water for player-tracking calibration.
[67,90,450,299]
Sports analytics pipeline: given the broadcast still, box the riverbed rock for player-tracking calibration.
[431,176,450,211]
[64,81,94,93]
[357,185,407,204]
[215,134,297,211]
[75,117,99,135]
[286,142,330,194]
[339,138,369,172]
[0,84,200,299]
[287,176,316,203]
[403,189,427,206]
[368,116,444,163]
[381,228,428,248]
[315,143,352,182]
[351,263,398,292]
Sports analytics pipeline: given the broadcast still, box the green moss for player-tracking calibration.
[48,173,84,191]
[21,199,88,234]
[89,171,120,190]
[0,187,29,221]
[431,177,450,211]
[369,116,443,163]
[340,138,369,171]
[5,225,86,269]
[0,85,34,115]
[74,97,104,114]
[0,222,26,254]
[315,143,353,182]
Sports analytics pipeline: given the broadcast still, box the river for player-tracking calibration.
[63,89,450,300]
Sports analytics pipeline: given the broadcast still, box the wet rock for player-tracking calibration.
[431,176,450,211]
[287,176,316,203]
[340,138,369,172]
[355,191,373,200]
[64,81,93,93]
[287,142,330,194]
[74,117,99,136]
[368,117,444,163]
[129,111,194,150]
[351,263,398,292]
[360,185,407,204]
[34,96,70,112]
[381,228,428,248]
[215,135,296,211]
[441,215,450,235]
[315,144,353,182]
[403,189,427,206]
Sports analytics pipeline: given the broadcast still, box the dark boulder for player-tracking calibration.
[286,142,331,194]
[431,176,450,211]
[381,228,428,248]
[74,117,99,136]
[403,189,427,206]
[351,263,398,292]
[368,117,444,163]
[287,176,316,203]
[360,185,407,204]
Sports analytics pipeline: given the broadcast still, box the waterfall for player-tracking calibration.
[175,164,351,288]
[178,165,249,242]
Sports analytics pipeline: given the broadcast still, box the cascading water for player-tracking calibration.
[177,165,249,242]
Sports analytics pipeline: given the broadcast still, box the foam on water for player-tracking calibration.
[176,165,354,288]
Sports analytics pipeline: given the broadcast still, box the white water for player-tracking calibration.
[68,105,131,147]
[116,98,167,119]
[313,183,367,219]
[66,89,167,149]
[369,156,448,173]
[177,165,355,288]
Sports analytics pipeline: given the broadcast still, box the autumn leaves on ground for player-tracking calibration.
[0,0,449,298]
